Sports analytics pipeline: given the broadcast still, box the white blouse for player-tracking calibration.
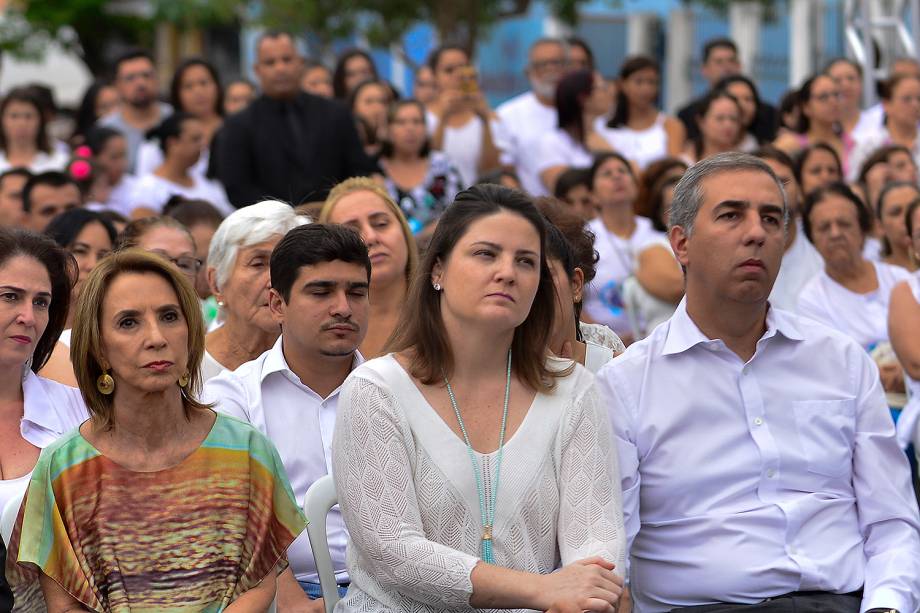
[0,370,88,514]
[332,354,625,612]
[796,260,910,349]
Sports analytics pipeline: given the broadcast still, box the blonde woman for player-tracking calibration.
[320,178,419,357]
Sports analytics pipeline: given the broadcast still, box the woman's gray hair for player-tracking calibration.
[208,200,310,288]
[668,152,788,237]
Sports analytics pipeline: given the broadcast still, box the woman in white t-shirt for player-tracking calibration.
[536,69,614,194]
[583,153,684,342]
[798,182,910,351]
[135,58,224,178]
[0,88,68,174]
[130,113,232,217]
[598,56,685,170]
[425,46,500,186]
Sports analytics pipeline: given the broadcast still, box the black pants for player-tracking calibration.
[670,590,862,613]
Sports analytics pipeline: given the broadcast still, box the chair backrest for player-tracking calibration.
[1,491,24,546]
[303,474,341,613]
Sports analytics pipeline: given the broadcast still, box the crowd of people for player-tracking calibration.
[0,26,916,613]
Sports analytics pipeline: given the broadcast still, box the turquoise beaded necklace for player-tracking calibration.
[443,349,512,565]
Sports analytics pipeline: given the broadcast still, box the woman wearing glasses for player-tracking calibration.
[129,112,233,218]
[774,74,855,177]
[849,74,920,182]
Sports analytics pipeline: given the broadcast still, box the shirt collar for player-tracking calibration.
[21,369,67,435]
[662,298,805,357]
[260,335,365,387]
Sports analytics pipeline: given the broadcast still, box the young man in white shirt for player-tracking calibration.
[597,152,920,613]
[493,38,569,196]
[203,223,370,612]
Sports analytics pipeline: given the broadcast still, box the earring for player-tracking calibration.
[97,371,115,395]
[178,371,191,388]
[433,282,441,291]
[217,300,225,307]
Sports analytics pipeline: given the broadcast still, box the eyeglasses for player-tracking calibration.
[813,91,841,102]
[531,59,566,72]
[149,250,202,276]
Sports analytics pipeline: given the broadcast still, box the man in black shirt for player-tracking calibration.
[216,32,379,207]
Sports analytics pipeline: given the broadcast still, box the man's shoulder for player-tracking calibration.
[773,307,869,361]
[496,91,537,118]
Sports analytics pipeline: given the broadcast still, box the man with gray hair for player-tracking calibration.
[596,152,920,612]
[493,37,572,195]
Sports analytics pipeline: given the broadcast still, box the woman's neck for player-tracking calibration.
[807,121,839,143]
[389,149,425,164]
[371,275,408,318]
[628,104,657,127]
[107,386,187,453]
[443,315,514,384]
[840,106,861,133]
[826,254,872,286]
[888,119,918,147]
[549,319,587,365]
[0,364,24,404]
[884,245,917,271]
[600,203,636,238]
[207,321,278,370]
[4,142,36,164]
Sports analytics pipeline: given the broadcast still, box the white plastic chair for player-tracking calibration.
[1,490,23,546]
[303,475,341,613]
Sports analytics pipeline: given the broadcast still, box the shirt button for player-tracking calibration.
[754,417,763,426]
[766,469,776,478]
[789,546,797,555]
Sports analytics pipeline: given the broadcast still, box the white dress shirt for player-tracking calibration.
[201,337,363,583]
[596,300,920,613]
[0,370,89,514]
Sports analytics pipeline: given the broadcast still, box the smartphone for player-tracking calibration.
[458,66,479,96]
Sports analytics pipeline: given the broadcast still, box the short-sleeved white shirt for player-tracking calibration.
[796,260,910,349]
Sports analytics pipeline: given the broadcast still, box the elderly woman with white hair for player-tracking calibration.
[202,200,309,381]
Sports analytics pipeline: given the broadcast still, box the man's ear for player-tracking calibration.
[669,225,690,270]
[268,288,286,324]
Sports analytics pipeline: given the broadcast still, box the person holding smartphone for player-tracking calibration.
[425,46,501,187]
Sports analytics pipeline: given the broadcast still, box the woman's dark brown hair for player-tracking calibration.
[0,228,76,372]
[387,184,562,392]
[534,197,598,327]
[636,157,687,230]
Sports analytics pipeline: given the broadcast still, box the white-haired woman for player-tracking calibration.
[203,201,308,380]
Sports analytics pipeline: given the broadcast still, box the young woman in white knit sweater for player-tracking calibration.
[332,184,626,613]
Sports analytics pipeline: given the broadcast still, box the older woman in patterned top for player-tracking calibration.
[7,250,305,611]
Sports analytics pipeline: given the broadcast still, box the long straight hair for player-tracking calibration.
[386,184,562,392]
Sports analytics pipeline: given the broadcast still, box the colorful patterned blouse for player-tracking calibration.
[6,412,307,612]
